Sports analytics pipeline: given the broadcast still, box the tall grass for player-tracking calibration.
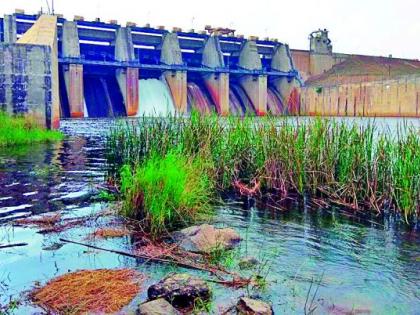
[0,112,63,146]
[107,113,420,225]
[119,150,213,236]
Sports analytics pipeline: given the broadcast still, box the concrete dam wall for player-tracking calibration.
[1,12,419,127]
[0,12,301,126]
[0,43,53,128]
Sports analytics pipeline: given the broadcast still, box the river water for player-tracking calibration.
[0,118,419,314]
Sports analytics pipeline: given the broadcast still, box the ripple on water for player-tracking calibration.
[0,118,419,314]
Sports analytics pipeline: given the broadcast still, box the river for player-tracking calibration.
[0,118,419,314]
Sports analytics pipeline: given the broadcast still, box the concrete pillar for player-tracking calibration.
[17,15,60,129]
[202,35,229,115]
[238,40,267,115]
[115,27,139,116]
[3,15,17,43]
[160,32,187,113]
[271,44,301,114]
[62,21,84,118]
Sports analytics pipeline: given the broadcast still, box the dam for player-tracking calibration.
[1,10,420,128]
[0,11,301,128]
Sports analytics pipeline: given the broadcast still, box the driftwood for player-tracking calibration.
[0,242,28,249]
[59,238,216,273]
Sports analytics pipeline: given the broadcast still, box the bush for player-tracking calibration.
[0,111,63,147]
[120,151,213,236]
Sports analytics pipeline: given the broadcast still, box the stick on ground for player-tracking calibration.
[0,242,28,249]
[59,238,214,273]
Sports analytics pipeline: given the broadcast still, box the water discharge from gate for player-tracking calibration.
[267,87,284,115]
[187,82,215,114]
[137,79,175,117]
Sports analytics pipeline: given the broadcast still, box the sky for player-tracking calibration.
[1,0,419,59]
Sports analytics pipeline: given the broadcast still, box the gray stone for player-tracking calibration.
[147,273,211,308]
[173,224,241,253]
[237,297,273,315]
[138,298,178,315]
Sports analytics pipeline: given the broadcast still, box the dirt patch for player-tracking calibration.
[30,269,144,314]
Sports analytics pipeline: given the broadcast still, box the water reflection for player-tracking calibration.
[0,137,105,221]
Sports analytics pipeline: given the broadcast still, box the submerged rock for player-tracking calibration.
[237,297,273,315]
[138,298,179,315]
[147,273,211,308]
[318,299,372,315]
[173,224,241,253]
[238,256,259,269]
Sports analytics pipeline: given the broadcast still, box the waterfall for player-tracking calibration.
[229,89,244,116]
[230,83,255,115]
[187,82,215,114]
[267,87,284,116]
[137,79,175,117]
[83,100,88,118]
[84,76,125,117]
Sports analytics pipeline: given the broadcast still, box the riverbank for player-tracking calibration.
[0,112,63,147]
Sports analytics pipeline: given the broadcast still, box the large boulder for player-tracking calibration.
[237,297,273,315]
[147,273,211,308]
[173,224,241,253]
[138,298,179,315]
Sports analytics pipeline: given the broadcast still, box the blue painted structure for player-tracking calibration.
[13,13,299,80]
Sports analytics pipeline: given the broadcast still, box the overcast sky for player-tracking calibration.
[1,0,419,59]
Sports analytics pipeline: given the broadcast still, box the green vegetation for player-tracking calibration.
[192,297,213,314]
[0,112,63,147]
[94,190,117,202]
[0,299,20,315]
[107,113,420,225]
[206,244,237,268]
[119,151,213,236]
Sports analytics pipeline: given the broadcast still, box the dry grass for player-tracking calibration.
[14,213,89,234]
[30,269,144,314]
[88,227,131,239]
[15,213,62,228]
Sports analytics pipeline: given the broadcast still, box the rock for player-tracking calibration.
[138,298,179,315]
[237,297,273,315]
[318,299,372,315]
[147,273,211,308]
[238,256,259,269]
[173,224,241,253]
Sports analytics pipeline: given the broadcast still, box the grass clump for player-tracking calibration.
[120,150,213,236]
[206,245,237,268]
[0,111,63,147]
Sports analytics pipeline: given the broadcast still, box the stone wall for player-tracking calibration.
[300,74,420,117]
[0,43,52,127]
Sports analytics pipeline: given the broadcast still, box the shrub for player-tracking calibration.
[0,111,63,146]
[120,150,213,236]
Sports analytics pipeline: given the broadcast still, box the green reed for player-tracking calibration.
[107,113,420,224]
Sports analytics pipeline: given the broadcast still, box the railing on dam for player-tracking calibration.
[7,12,299,78]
